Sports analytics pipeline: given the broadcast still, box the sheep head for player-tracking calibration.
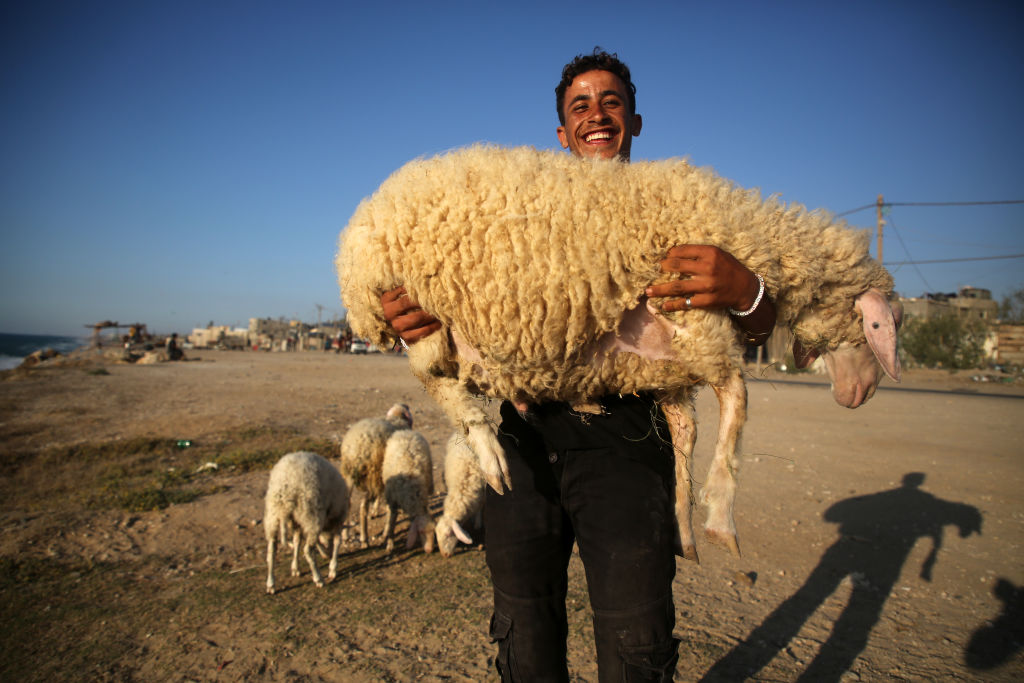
[406,514,437,553]
[794,288,902,408]
[435,516,474,558]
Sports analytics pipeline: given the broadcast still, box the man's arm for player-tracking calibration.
[644,245,776,345]
[381,285,442,343]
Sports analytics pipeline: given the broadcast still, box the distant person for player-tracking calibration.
[166,333,184,361]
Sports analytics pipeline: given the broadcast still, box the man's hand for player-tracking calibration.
[645,244,776,345]
[644,245,759,312]
[381,286,441,344]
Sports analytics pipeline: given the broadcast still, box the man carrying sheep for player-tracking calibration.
[381,48,777,682]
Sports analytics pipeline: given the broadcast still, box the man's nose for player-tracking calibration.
[588,103,611,122]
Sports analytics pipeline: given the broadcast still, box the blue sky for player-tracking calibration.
[2,1,1022,337]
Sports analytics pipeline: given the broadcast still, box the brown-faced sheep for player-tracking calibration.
[337,145,901,559]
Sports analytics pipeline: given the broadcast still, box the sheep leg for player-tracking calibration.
[266,534,277,595]
[358,496,371,548]
[660,397,699,563]
[418,372,510,494]
[382,503,398,553]
[290,529,302,576]
[327,533,341,583]
[702,367,746,557]
[303,539,324,587]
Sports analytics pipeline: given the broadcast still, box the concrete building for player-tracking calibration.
[899,286,999,322]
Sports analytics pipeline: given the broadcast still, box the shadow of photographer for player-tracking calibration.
[965,577,1023,670]
[701,472,982,682]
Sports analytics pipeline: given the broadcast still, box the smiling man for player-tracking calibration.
[380,49,776,682]
[556,67,641,160]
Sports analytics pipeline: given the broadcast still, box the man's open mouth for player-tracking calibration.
[584,130,614,143]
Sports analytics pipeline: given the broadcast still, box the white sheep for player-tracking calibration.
[435,433,486,558]
[338,403,413,547]
[337,145,901,560]
[264,451,350,594]
[380,429,436,553]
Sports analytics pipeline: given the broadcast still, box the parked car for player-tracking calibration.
[349,338,370,354]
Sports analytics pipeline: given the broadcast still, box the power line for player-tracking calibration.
[883,213,932,291]
[883,253,1024,266]
[836,199,1024,218]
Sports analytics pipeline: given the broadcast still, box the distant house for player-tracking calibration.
[188,324,249,349]
[899,286,999,322]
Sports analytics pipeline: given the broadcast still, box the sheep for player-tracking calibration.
[380,429,436,553]
[336,145,901,560]
[338,403,413,547]
[264,451,350,594]
[435,433,487,558]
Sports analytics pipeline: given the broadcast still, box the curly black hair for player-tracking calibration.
[555,48,637,125]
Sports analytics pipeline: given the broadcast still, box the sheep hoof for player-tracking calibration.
[705,528,741,557]
[680,544,700,564]
[484,472,506,495]
[266,585,276,595]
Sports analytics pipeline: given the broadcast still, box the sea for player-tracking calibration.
[0,332,88,370]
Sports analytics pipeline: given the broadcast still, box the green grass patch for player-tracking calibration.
[4,427,336,514]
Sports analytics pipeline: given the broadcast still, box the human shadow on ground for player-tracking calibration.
[701,473,982,682]
[964,577,1024,670]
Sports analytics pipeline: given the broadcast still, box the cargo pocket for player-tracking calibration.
[489,611,518,682]
[620,636,681,682]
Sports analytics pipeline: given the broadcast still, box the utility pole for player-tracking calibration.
[876,194,885,262]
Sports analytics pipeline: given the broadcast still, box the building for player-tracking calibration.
[187,324,250,349]
[899,286,999,322]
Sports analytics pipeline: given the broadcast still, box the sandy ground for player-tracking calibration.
[1,347,1022,681]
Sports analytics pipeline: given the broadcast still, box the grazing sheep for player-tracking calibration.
[339,403,413,547]
[336,145,901,560]
[380,429,436,553]
[264,451,350,594]
[436,433,487,558]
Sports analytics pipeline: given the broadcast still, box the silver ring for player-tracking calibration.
[684,297,692,308]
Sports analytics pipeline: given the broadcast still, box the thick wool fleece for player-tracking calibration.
[337,145,891,404]
[339,414,410,499]
[264,451,349,546]
[381,430,434,523]
[441,433,486,527]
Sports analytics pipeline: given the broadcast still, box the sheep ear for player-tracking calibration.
[856,289,901,382]
[792,338,820,369]
[452,519,473,545]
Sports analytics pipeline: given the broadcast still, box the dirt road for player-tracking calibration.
[1,349,1021,681]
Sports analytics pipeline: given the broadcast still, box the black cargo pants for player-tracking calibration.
[484,395,680,682]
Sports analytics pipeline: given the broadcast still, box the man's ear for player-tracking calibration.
[632,113,643,137]
[556,126,569,149]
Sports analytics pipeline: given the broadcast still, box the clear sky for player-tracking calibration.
[2,1,1022,337]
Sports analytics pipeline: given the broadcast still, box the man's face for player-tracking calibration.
[557,69,642,160]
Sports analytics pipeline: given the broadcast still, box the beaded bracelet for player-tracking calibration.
[729,273,765,317]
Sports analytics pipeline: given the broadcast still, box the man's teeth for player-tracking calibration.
[585,131,612,142]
